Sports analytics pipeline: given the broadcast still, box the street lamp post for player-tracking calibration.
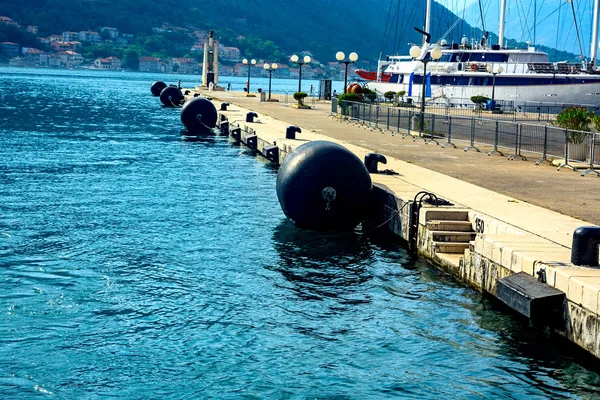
[335,51,359,93]
[409,45,442,133]
[290,54,311,92]
[242,58,256,96]
[263,62,278,101]
[486,65,503,110]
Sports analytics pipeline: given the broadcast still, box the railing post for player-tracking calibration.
[508,123,527,160]
[488,120,504,156]
[558,129,577,171]
[384,106,392,134]
[535,125,552,165]
[403,110,412,138]
[371,105,380,131]
[441,116,457,148]
[464,118,480,152]
[581,132,600,176]
[425,113,439,145]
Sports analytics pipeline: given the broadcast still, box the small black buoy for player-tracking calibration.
[160,86,185,107]
[286,126,301,139]
[151,81,167,96]
[180,97,218,134]
[276,141,372,231]
[246,112,258,123]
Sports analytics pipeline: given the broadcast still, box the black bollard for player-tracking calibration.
[220,120,229,135]
[286,126,301,139]
[246,112,258,123]
[220,102,229,111]
[571,226,600,266]
[364,153,388,173]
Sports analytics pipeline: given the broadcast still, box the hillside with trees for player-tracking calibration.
[0,0,580,63]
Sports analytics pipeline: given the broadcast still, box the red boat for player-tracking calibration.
[355,69,391,82]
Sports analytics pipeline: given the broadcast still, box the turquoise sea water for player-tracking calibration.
[1,67,600,399]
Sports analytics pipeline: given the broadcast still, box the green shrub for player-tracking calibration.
[384,91,396,100]
[397,90,406,98]
[362,88,377,102]
[337,92,362,105]
[470,95,490,106]
[553,106,592,143]
[293,92,308,105]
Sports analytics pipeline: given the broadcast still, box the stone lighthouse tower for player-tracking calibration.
[202,30,219,87]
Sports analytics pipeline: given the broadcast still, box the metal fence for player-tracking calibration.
[371,98,600,123]
[339,101,600,176]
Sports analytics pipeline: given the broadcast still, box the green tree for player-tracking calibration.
[123,49,139,70]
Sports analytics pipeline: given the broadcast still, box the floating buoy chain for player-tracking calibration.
[168,96,181,108]
[194,113,213,131]
[362,200,410,233]
[321,186,337,211]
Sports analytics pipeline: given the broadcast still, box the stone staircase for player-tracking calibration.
[422,210,476,267]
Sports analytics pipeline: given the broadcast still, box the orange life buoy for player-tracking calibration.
[470,63,477,72]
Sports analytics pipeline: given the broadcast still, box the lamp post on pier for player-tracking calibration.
[335,51,359,93]
[263,62,278,101]
[243,58,256,96]
[409,45,442,133]
[290,54,311,92]
[486,65,503,110]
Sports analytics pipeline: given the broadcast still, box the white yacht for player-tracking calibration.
[366,0,600,106]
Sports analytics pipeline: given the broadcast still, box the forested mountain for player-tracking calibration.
[0,0,579,63]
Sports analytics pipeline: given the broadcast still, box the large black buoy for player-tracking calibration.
[151,81,167,96]
[180,97,218,134]
[160,86,184,107]
[276,140,372,231]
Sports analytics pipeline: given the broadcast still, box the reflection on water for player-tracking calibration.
[270,220,374,302]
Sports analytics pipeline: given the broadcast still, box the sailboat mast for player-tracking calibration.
[424,0,432,45]
[498,0,507,47]
[591,0,600,67]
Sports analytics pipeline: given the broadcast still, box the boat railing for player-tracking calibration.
[527,62,583,74]
[338,100,600,170]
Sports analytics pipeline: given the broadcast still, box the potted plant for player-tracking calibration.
[470,95,490,110]
[552,106,593,160]
[397,90,406,102]
[362,88,377,102]
[293,91,308,107]
[337,92,362,115]
[384,91,396,103]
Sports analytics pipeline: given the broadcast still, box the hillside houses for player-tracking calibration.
[0,14,349,79]
[1,42,19,58]
[0,16,19,27]
[94,56,121,70]
[51,41,80,52]
[57,51,83,67]
[138,56,163,73]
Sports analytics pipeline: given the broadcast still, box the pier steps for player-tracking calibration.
[424,210,475,256]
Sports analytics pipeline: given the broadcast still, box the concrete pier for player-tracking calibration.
[187,88,600,359]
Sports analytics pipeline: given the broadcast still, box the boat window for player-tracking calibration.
[464,52,509,62]
[508,53,549,63]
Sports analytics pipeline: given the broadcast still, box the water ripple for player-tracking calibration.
[0,67,599,399]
